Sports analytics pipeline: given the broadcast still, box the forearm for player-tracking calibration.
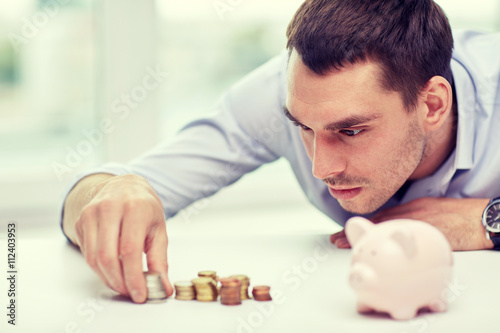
[331,197,495,251]
[62,173,115,246]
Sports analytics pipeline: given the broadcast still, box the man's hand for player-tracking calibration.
[63,174,173,303]
[330,197,494,251]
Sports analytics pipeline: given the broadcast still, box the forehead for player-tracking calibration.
[286,50,390,105]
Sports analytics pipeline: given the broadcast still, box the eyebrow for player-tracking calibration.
[283,106,383,131]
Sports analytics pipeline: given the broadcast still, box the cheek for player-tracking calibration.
[347,133,397,175]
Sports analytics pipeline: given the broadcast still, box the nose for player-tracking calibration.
[312,135,347,179]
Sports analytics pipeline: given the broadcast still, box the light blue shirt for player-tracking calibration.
[62,30,500,228]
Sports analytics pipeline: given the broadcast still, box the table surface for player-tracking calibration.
[1,202,499,333]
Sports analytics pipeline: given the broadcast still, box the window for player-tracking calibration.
[155,0,305,140]
[1,0,499,219]
[154,0,309,211]
[436,0,500,31]
[0,0,96,213]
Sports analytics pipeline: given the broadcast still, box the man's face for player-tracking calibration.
[285,51,427,214]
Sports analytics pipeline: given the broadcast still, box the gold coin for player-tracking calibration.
[230,275,249,283]
[198,270,217,277]
[192,277,215,285]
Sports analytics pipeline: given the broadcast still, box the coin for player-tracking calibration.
[230,274,251,300]
[144,271,167,302]
[220,277,242,306]
[192,277,218,301]
[175,272,271,305]
[174,281,196,301]
[198,270,217,278]
[252,286,272,301]
[219,277,242,287]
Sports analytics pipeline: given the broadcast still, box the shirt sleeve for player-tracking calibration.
[59,51,289,231]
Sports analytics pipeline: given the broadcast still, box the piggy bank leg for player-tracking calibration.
[390,307,418,320]
[356,302,373,313]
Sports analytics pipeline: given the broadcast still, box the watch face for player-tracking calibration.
[486,202,500,232]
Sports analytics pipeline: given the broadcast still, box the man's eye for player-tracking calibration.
[293,121,311,131]
[341,129,363,136]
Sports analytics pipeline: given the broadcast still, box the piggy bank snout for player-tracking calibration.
[349,271,364,290]
[349,263,376,290]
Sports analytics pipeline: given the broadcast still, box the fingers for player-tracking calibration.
[78,200,168,303]
[330,230,345,243]
[330,230,351,248]
[76,207,114,291]
[120,205,149,303]
[95,202,128,296]
[73,175,171,304]
[335,238,351,248]
[144,223,174,296]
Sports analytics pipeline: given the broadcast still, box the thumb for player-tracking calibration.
[145,224,174,296]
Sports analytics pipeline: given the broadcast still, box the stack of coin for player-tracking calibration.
[198,270,218,282]
[191,277,218,302]
[174,281,196,300]
[252,286,272,301]
[144,271,167,302]
[219,277,242,306]
[230,274,251,300]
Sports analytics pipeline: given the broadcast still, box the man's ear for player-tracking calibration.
[345,217,374,246]
[420,75,453,132]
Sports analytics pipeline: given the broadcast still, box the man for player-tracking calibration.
[62,0,500,303]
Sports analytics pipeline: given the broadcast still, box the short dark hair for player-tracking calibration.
[286,0,454,110]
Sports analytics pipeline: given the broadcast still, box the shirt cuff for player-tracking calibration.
[59,163,135,244]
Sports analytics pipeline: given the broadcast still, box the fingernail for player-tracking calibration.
[160,273,173,296]
[166,280,174,296]
[131,290,143,303]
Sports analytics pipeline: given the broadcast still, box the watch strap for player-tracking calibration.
[489,197,500,204]
[491,237,500,250]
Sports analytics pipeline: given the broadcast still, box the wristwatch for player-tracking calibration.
[482,197,500,249]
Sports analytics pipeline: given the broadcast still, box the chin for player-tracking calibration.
[338,200,382,215]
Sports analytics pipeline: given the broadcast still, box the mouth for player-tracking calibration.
[328,186,362,201]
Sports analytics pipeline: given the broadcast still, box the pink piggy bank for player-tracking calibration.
[345,216,453,320]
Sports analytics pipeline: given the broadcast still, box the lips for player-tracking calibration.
[328,187,362,201]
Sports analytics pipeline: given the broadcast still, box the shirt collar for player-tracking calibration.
[450,58,476,170]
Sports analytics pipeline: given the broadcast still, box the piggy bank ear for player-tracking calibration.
[345,217,374,246]
[391,229,417,259]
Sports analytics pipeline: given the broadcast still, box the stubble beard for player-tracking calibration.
[333,116,427,215]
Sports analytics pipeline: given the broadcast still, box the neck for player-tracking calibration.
[409,104,457,180]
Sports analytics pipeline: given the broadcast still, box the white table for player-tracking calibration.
[1,202,499,333]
